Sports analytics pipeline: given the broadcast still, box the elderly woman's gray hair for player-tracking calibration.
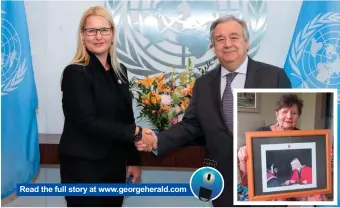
[209,15,250,48]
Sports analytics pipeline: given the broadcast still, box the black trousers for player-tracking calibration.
[211,172,233,207]
[59,154,126,207]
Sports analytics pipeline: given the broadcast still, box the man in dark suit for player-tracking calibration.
[135,15,291,207]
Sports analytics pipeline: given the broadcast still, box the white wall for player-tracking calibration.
[238,92,330,129]
[25,1,304,136]
[25,1,105,135]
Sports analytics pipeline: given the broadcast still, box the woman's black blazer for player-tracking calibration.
[59,52,140,166]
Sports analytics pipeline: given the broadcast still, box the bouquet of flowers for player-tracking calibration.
[130,58,212,131]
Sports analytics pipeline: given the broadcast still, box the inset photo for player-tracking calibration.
[233,89,337,206]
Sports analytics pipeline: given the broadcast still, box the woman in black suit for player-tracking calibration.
[59,6,147,207]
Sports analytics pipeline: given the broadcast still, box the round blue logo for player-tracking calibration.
[189,167,224,202]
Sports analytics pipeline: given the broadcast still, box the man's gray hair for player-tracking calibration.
[209,15,249,48]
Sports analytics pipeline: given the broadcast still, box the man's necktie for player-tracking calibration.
[222,72,238,133]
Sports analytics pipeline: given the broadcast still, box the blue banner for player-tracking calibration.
[1,1,40,199]
[16,183,192,196]
[283,1,339,206]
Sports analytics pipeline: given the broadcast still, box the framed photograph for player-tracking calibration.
[237,93,260,112]
[246,129,332,201]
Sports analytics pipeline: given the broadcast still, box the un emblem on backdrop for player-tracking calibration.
[1,10,27,96]
[105,0,267,77]
[287,12,340,103]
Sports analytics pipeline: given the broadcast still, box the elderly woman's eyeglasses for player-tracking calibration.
[84,27,112,36]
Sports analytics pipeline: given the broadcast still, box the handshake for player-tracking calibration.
[134,128,158,152]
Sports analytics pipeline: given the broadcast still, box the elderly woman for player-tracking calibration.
[238,94,329,202]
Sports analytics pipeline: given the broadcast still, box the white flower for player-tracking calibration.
[177,114,184,122]
[175,106,182,114]
[161,95,172,106]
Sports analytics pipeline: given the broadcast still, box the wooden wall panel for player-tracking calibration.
[39,144,206,168]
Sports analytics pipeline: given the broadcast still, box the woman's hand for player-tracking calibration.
[238,146,248,174]
[126,166,141,183]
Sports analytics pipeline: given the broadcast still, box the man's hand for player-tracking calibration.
[126,166,141,183]
[135,129,157,152]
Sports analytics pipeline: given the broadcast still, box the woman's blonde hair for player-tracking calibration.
[71,5,126,81]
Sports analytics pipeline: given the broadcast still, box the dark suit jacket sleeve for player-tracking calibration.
[61,65,136,142]
[156,80,204,155]
[121,64,141,166]
[126,143,141,165]
[278,70,292,88]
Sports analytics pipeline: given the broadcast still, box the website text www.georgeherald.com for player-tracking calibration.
[98,185,187,195]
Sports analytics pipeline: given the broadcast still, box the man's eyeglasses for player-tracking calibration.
[84,27,112,36]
